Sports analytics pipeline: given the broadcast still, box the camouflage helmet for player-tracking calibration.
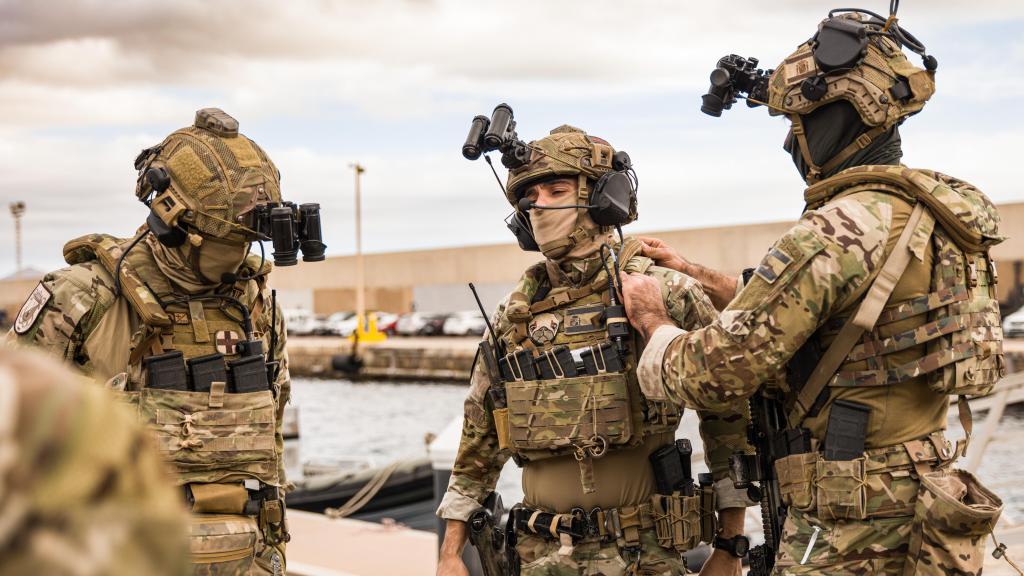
[134,108,282,243]
[767,13,935,182]
[505,125,618,207]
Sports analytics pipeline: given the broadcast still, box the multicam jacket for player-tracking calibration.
[638,166,1004,450]
[438,241,753,522]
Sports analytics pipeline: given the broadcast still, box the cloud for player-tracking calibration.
[0,0,1022,275]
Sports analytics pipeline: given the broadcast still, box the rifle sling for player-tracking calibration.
[790,202,931,424]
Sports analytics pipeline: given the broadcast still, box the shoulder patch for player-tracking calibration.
[755,246,796,284]
[14,283,52,334]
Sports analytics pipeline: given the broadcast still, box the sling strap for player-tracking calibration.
[791,202,932,423]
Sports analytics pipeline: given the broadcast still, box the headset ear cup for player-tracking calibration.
[147,211,187,248]
[588,171,636,227]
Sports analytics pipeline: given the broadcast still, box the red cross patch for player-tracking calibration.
[215,330,242,355]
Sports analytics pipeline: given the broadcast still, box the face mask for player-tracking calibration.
[189,238,248,284]
[530,191,582,259]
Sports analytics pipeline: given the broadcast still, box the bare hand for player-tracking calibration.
[636,235,689,274]
[698,548,742,576]
[621,272,673,341]
[436,554,470,576]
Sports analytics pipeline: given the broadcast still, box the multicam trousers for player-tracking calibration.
[515,528,686,576]
[773,507,912,575]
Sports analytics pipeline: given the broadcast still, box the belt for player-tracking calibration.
[512,502,654,545]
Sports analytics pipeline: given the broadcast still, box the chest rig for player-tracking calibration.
[787,167,1005,458]
[63,234,283,504]
[492,238,681,493]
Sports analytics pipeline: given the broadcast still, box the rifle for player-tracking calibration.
[729,389,810,575]
[468,492,508,576]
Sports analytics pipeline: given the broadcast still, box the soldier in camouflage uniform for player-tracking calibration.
[9,108,293,575]
[623,10,1008,576]
[0,345,190,576]
[437,125,754,576]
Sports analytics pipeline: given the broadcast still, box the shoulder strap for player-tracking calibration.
[790,202,933,423]
[63,234,171,327]
[528,237,647,315]
[806,166,993,253]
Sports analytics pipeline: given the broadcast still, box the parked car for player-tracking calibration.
[418,314,450,336]
[1005,306,1024,338]
[285,308,317,336]
[310,314,334,336]
[374,312,399,335]
[325,312,358,336]
[396,312,429,336]
[443,311,487,336]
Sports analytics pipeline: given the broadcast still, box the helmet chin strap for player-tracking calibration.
[791,114,891,185]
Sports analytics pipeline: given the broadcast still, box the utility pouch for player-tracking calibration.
[187,482,249,515]
[697,473,718,544]
[822,400,869,461]
[902,468,1002,576]
[580,341,624,375]
[775,452,818,513]
[144,350,189,391]
[650,439,694,496]
[814,456,867,521]
[230,354,270,393]
[651,492,702,552]
[189,514,258,573]
[189,353,227,393]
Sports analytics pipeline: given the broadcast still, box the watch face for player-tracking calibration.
[734,536,750,557]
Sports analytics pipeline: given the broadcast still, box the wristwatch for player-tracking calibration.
[712,533,751,558]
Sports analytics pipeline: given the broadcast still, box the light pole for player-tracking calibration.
[349,163,366,331]
[9,201,25,273]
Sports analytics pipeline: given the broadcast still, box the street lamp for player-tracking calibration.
[9,201,25,273]
[349,163,366,330]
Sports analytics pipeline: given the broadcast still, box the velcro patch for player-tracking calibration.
[755,247,795,284]
[564,304,605,335]
[14,283,51,334]
[215,330,242,355]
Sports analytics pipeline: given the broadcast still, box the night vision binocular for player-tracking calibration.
[462,103,532,169]
[250,202,326,266]
[700,55,771,117]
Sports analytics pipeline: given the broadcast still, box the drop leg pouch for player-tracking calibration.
[902,468,1002,576]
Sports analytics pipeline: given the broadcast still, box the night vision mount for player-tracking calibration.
[700,0,936,117]
[462,103,532,170]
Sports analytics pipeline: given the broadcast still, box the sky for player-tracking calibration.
[1,0,1022,275]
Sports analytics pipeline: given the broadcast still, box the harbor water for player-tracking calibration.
[290,377,1024,523]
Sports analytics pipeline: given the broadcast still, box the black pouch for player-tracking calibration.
[536,345,579,379]
[188,353,227,393]
[230,355,270,393]
[500,350,537,381]
[650,439,694,496]
[823,400,870,461]
[144,350,188,391]
[581,341,624,375]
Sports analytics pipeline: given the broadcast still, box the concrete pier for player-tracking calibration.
[287,336,477,382]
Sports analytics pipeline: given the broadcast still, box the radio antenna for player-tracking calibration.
[469,282,504,357]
